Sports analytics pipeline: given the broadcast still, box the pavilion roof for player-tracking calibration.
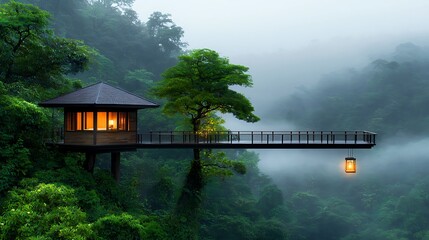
[39,82,159,109]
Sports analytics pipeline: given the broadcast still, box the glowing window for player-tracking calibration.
[108,112,118,130]
[65,111,133,131]
[84,112,94,130]
[77,112,82,130]
[118,112,127,130]
[97,112,107,130]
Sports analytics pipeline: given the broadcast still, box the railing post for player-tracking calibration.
[355,131,357,144]
[345,131,347,144]
[251,131,254,144]
[267,134,269,144]
[321,131,323,143]
[306,131,309,144]
[290,131,292,143]
[281,134,284,144]
[238,131,241,142]
[298,131,301,143]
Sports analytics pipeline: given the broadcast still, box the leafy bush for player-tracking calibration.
[0,183,93,239]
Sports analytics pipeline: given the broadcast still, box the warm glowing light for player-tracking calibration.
[108,112,117,130]
[345,157,356,173]
[97,112,107,130]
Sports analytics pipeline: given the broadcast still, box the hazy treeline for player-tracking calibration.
[280,42,429,138]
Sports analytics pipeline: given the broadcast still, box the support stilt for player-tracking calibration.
[84,152,96,173]
[111,152,121,182]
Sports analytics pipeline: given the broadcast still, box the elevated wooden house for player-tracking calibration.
[40,82,159,181]
[40,82,158,148]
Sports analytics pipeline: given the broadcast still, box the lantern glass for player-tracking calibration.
[345,157,356,173]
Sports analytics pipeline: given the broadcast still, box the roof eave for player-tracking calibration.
[38,103,160,109]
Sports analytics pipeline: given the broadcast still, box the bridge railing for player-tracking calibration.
[137,131,376,145]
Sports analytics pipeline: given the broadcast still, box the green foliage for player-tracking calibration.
[0,94,48,193]
[0,139,30,193]
[147,177,175,210]
[0,94,48,144]
[154,48,259,131]
[202,151,247,179]
[33,166,143,216]
[93,213,167,240]
[257,185,284,217]
[203,215,256,240]
[0,1,90,88]
[255,219,288,240]
[92,213,145,240]
[0,183,93,239]
[147,12,187,57]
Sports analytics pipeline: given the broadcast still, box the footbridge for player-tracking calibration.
[135,130,376,149]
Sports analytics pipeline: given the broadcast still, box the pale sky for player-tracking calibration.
[132,0,429,127]
[133,0,429,56]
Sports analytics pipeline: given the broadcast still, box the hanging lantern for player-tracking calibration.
[345,157,356,173]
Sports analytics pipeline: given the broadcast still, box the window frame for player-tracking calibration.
[65,110,132,132]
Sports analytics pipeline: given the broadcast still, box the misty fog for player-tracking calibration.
[132,1,429,183]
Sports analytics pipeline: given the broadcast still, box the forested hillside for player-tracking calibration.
[2,1,429,239]
[0,1,288,239]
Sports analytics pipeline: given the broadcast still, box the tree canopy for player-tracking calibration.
[0,1,90,89]
[154,48,260,132]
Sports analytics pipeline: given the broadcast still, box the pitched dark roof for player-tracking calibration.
[39,82,159,109]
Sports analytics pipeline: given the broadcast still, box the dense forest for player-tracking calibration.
[1,1,429,239]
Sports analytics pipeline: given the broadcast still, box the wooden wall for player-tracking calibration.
[95,132,136,145]
[65,131,94,145]
[64,131,137,145]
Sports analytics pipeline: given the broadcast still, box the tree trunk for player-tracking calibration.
[174,147,204,239]
[172,120,204,238]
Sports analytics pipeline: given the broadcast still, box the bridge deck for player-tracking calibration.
[135,131,376,149]
[52,131,376,152]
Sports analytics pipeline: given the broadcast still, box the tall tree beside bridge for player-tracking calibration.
[154,48,259,237]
